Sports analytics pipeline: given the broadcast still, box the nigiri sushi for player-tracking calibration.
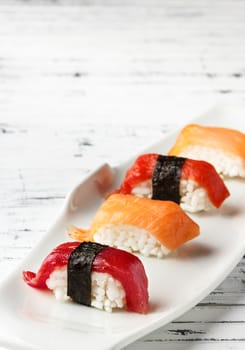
[23,241,149,314]
[116,153,230,212]
[68,193,200,258]
[168,124,245,178]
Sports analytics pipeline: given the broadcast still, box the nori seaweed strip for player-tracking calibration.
[152,155,185,203]
[67,242,107,306]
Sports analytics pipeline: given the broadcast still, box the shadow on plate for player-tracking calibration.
[169,242,216,260]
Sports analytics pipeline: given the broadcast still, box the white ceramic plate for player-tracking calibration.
[0,102,245,350]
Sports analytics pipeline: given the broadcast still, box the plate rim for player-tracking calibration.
[1,101,245,350]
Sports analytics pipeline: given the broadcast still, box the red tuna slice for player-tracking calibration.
[120,153,158,194]
[23,242,149,314]
[181,159,230,208]
[119,153,230,208]
[93,246,149,314]
[23,242,80,289]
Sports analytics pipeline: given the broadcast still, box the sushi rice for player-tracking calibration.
[94,224,170,258]
[132,178,214,213]
[180,179,213,212]
[46,267,126,312]
[179,146,245,178]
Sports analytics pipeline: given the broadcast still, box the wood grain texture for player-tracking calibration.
[0,0,245,349]
[0,0,245,123]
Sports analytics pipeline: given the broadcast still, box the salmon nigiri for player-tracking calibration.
[68,194,200,258]
[168,124,245,178]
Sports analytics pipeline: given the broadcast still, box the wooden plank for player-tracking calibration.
[0,1,244,124]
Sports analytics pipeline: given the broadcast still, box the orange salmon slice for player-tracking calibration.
[68,194,200,251]
[168,124,245,161]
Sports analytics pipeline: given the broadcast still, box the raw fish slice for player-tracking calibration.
[168,124,245,178]
[23,241,149,314]
[118,154,230,212]
[23,241,79,289]
[68,194,200,254]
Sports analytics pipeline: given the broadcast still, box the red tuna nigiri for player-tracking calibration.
[23,241,149,314]
[118,154,230,212]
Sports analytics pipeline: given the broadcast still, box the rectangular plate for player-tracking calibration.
[0,101,245,350]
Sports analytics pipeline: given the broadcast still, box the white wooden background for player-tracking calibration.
[0,0,245,349]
